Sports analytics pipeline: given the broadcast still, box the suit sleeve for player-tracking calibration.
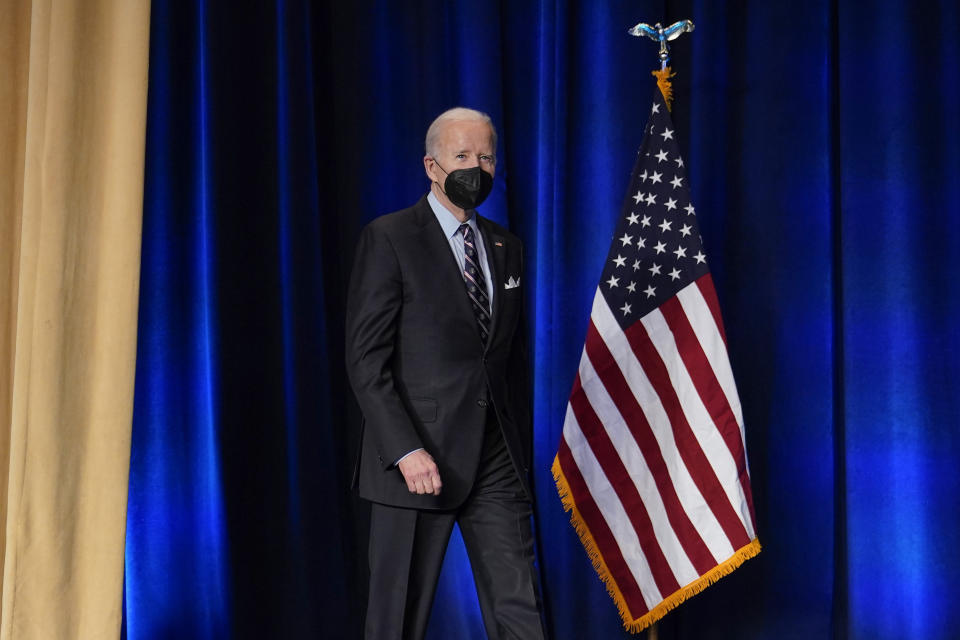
[345,223,423,469]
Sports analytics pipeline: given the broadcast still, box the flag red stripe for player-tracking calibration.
[557,437,647,616]
[659,296,756,529]
[695,274,727,346]
[570,374,682,595]
[584,323,719,576]
[694,274,757,527]
[622,319,751,550]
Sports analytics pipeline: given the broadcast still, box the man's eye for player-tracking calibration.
[456,153,466,159]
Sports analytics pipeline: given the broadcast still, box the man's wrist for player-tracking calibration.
[394,447,424,467]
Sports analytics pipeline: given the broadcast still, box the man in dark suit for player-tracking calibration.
[345,108,546,640]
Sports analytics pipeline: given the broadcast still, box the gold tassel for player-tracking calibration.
[554,455,763,633]
[553,457,636,624]
[652,67,675,111]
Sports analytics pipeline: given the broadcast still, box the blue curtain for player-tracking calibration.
[125,1,960,638]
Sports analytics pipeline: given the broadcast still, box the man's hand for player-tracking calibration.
[397,450,443,496]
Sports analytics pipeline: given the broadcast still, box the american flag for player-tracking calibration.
[553,84,761,633]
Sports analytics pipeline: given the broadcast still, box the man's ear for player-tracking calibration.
[423,155,437,183]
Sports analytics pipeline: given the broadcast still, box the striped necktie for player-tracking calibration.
[459,223,491,343]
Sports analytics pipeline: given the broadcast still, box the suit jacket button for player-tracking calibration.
[477,399,488,408]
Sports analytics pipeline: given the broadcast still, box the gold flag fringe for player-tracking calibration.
[553,455,762,634]
[652,67,676,111]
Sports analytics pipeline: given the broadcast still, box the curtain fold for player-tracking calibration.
[0,1,150,637]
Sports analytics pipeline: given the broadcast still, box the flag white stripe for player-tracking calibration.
[590,290,735,561]
[562,405,663,609]
[578,348,700,586]
[640,306,748,535]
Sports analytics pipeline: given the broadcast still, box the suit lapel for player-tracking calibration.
[414,197,482,341]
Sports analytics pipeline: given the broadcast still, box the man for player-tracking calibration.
[345,107,546,639]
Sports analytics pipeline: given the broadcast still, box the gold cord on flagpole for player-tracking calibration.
[651,68,675,111]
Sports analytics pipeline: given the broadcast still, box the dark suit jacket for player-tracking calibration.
[345,194,532,510]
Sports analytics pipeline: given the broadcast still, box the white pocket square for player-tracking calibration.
[504,276,521,290]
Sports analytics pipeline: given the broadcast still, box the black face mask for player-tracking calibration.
[434,161,494,210]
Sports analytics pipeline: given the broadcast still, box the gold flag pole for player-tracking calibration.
[648,622,659,640]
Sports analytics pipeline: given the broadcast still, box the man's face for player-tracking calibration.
[424,119,496,210]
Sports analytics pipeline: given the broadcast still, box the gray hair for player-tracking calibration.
[424,107,498,158]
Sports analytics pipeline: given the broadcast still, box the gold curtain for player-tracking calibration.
[0,0,150,637]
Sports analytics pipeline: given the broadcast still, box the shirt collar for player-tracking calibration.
[428,191,478,239]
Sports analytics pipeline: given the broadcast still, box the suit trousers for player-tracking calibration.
[364,415,546,640]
